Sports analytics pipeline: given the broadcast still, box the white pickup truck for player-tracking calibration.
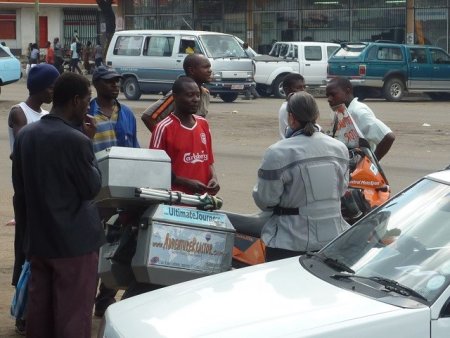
[254,41,339,98]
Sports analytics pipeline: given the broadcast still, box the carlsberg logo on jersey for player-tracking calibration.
[184,151,208,163]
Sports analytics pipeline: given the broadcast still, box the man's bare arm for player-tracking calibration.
[8,106,27,137]
[374,132,395,161]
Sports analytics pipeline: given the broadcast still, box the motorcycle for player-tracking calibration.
[96,139,390,292]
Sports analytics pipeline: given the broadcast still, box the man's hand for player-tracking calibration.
[82,114,97,139]
[206,178,220,195]
[174,175,208,194]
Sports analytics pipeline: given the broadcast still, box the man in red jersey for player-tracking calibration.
[150,76,220,195]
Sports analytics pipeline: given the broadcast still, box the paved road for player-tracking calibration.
[0,78,449,336]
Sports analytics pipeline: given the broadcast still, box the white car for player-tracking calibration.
[99,167,450,338]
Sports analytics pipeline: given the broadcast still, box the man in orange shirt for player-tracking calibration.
[45,41,55,65]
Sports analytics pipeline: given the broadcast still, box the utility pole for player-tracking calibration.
[35,0,39,45]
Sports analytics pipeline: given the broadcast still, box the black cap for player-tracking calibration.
[92,66,122,81]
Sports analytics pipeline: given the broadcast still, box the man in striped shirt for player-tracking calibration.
[89,66,139,317]
[89,66,139,152]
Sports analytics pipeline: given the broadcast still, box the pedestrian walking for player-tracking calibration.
[45,41,54,65]
[70,37,82,74]
[53,37,64,73]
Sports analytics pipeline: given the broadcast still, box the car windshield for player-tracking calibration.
[322,177,450,303]
[334,44,366,57]
[200,35,249,58]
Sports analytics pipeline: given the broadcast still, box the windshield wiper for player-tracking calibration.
[305,252,355,274]
[332,273,428,302]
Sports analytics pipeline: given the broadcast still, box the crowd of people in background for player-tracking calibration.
[24,36,104,75]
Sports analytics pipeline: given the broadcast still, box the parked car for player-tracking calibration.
[0,43,21,95]
[106,30,254,102]
[99,167,450,338]
[254,41,339,98]
[327,41,450,101]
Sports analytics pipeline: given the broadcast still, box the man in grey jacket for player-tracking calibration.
[253,92,349,262]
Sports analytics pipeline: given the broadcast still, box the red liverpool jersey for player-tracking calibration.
[150,113,214,194]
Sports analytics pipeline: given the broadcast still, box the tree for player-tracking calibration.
[96,0,116,59]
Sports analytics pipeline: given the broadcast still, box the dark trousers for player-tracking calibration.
[54,56,64,74]
[94,281,117,314]
[95,57,103,67]
[265,247,307,262]
[70,58,82,74]
[26,252,98,338]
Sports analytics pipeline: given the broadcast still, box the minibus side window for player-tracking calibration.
[179,38,202,54]
[144,36,175,57]
[114,36,143,56]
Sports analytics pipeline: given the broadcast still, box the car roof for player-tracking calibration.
[275,41,339,46]
[340,41,436,48]
[113,30,232,37]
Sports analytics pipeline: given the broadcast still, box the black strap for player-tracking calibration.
[273,206,299,215]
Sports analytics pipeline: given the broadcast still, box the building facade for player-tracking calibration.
[120,0,450,54]
[0,0,118,56]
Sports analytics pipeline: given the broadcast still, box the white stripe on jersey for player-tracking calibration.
[152,116,173,148]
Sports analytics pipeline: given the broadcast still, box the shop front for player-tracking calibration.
[121,0,450,53]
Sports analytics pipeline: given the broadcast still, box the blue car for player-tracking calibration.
[0,43,21,91]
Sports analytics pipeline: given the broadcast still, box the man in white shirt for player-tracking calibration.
[326,77,395,160]
[70,37,82,74]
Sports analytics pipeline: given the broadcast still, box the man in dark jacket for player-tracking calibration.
[12,72,105,338]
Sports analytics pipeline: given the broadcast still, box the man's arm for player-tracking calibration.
[72,135,102,200]
[8,106,27,138]
[374,132,395,161]
[172,173,208,194]
[252,150,284,211]
[206,164,220,195]
[8,106,27,159]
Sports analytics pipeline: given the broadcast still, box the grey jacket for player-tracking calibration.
[253,131,349,252]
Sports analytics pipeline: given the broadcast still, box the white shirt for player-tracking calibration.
[278,101,288,139]
[347,98,392,151]
[9,102,49,152]
[70,42,79,59]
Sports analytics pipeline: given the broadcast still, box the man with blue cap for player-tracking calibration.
[7,62,60,335]
[8,63,60,154]
[89,65,139,317]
